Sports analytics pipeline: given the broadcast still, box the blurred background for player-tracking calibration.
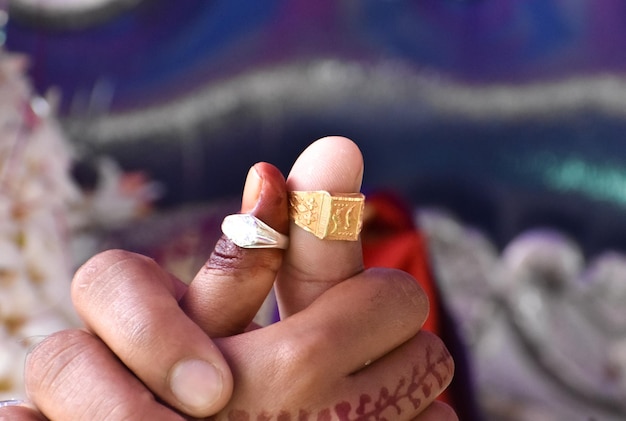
[3,0,626,419]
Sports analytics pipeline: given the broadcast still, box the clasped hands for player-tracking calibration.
[1,137,457,420]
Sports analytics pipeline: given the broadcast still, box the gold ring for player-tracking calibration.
[288,190,365,241]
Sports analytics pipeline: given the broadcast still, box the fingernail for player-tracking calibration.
[241,165,263,213]
[169,359,223,413]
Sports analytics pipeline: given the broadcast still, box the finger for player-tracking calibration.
[0,405,47,421]
[180,162,288,336]
[414,401,459,421]
[25,330,184,421]
[285,268,430,375]
[339,331,455,420]
[71,250,233,418]
[276,136,365,316]
[211,267,444,416]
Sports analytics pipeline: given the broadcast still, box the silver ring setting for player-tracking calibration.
[221,214,289,249]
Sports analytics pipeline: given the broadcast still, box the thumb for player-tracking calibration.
[275,136,365,317]
[181,162,288,336]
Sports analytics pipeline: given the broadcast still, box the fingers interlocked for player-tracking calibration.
[15,136,456,421]
[181,161,289,337]
[27,161,291,419]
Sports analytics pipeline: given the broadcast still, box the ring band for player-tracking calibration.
[289,190,365,241]
[221,214,289,249]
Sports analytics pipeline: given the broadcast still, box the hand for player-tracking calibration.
[0,137,456,420]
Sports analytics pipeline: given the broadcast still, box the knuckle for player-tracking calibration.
[26,330,165,421]
[71,250,160,319]
[71,249,134,301]
[272,329,326,385]
[26,330,93,400]
[118,312,161,357]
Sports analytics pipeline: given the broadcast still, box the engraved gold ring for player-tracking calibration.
[288,190,365,241]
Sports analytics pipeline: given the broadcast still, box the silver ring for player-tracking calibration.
[221,214,289,249]
[0,399,24,408]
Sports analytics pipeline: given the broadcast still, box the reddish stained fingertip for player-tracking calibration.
[241,165,263,214]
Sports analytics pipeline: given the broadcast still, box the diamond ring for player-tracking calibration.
[221,214,289,249]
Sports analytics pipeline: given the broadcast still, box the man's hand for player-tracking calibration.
[0,137,456,420]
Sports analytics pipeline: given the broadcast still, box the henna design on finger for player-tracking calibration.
[225,346,452,421]
[334,346,452,420]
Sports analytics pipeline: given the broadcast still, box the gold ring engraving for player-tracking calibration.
[288,191,365,241]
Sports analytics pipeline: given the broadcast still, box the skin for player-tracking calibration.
[0,137,457,421]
